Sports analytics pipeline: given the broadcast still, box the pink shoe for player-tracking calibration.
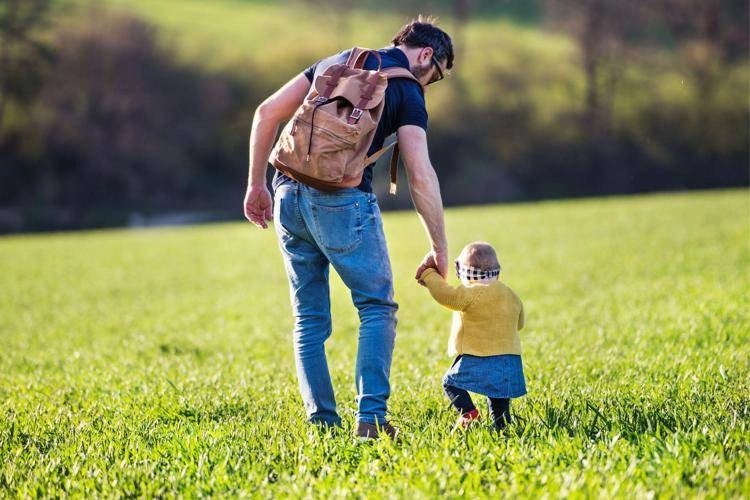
[457,408,481,429]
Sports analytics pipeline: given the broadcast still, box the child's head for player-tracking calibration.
[456,241,502,285]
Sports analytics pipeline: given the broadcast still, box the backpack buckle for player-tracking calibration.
[350,108,363,122]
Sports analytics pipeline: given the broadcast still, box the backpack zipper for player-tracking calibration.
[307,98,333,162]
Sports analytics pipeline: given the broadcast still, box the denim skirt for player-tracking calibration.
[442,354,527,399]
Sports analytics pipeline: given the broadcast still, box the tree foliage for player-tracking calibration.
[0,0,55,140]
[0,9,244,230]
[0,0,747,232]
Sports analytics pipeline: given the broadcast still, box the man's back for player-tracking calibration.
[272,47,428,193]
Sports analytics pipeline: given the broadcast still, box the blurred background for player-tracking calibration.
[0,0,747,233]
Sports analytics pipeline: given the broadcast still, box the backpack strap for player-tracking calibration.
[345,47,382,70]
[363,140,399,195]
[381,66,422,87]
[389,142,401,195]
[345,47,365,67]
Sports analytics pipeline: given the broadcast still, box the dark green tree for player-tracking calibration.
[0,0,54,142]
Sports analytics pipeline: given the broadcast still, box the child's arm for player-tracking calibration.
[420,268,475,311]
[518,302,525,331]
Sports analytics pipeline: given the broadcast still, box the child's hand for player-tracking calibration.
[415,255,437,287]
[416,269,428,286]
[415,253,437,279]
[415,250,449,280]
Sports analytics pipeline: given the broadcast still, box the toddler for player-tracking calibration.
[419,242,526,430]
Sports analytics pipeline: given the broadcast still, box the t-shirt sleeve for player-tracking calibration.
[303,49,352,83]
[303,63,317,83]
[392,80,428,131]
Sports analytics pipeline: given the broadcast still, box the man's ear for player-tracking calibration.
[419,46,433,63]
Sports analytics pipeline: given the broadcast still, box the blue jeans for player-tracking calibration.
[273,180,398,426]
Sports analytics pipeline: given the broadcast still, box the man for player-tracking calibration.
[243,17,453,439]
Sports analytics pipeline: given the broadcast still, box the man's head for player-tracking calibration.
[391,16,454,87]
[456,242,501,284]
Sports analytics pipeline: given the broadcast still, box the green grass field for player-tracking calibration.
[1,190,748,497]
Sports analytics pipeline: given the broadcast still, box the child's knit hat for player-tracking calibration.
[456,241,502,281]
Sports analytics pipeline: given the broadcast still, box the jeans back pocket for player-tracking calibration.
[309,199,362,254]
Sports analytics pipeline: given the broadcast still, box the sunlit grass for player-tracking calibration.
[1,189,748,496]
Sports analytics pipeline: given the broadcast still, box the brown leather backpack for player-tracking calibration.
[270,47,420,194]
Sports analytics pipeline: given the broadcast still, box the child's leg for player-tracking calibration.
[443,384,476,414]
[488,397,511,429]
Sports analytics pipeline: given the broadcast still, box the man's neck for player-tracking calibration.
[394,44,418,67]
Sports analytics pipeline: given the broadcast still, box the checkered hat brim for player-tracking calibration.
[456,262,501,281]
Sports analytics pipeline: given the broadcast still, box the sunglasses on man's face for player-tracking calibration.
[428,55,444,85]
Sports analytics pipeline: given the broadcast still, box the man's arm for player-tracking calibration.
[244,73,310,229]
[397,124,449,278]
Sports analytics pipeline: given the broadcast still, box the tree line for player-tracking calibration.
[0,0,747,232]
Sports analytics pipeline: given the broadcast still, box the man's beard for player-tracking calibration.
[410,62,431,82]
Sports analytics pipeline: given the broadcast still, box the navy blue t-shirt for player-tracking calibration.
[272,47,428,192]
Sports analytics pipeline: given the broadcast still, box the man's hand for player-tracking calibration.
[415,249,449,285]
[244,184,273,229]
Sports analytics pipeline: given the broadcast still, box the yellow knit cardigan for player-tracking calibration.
[421,268,524,357]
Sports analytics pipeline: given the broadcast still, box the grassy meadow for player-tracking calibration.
[1,189,749,497]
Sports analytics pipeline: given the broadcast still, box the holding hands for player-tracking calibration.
[415,249,449,286]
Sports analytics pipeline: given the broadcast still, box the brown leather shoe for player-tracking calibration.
[356,421,399,441]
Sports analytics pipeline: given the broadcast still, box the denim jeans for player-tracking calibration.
[273,180,398,426]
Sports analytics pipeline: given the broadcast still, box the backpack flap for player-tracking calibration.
[313,68,387,111]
